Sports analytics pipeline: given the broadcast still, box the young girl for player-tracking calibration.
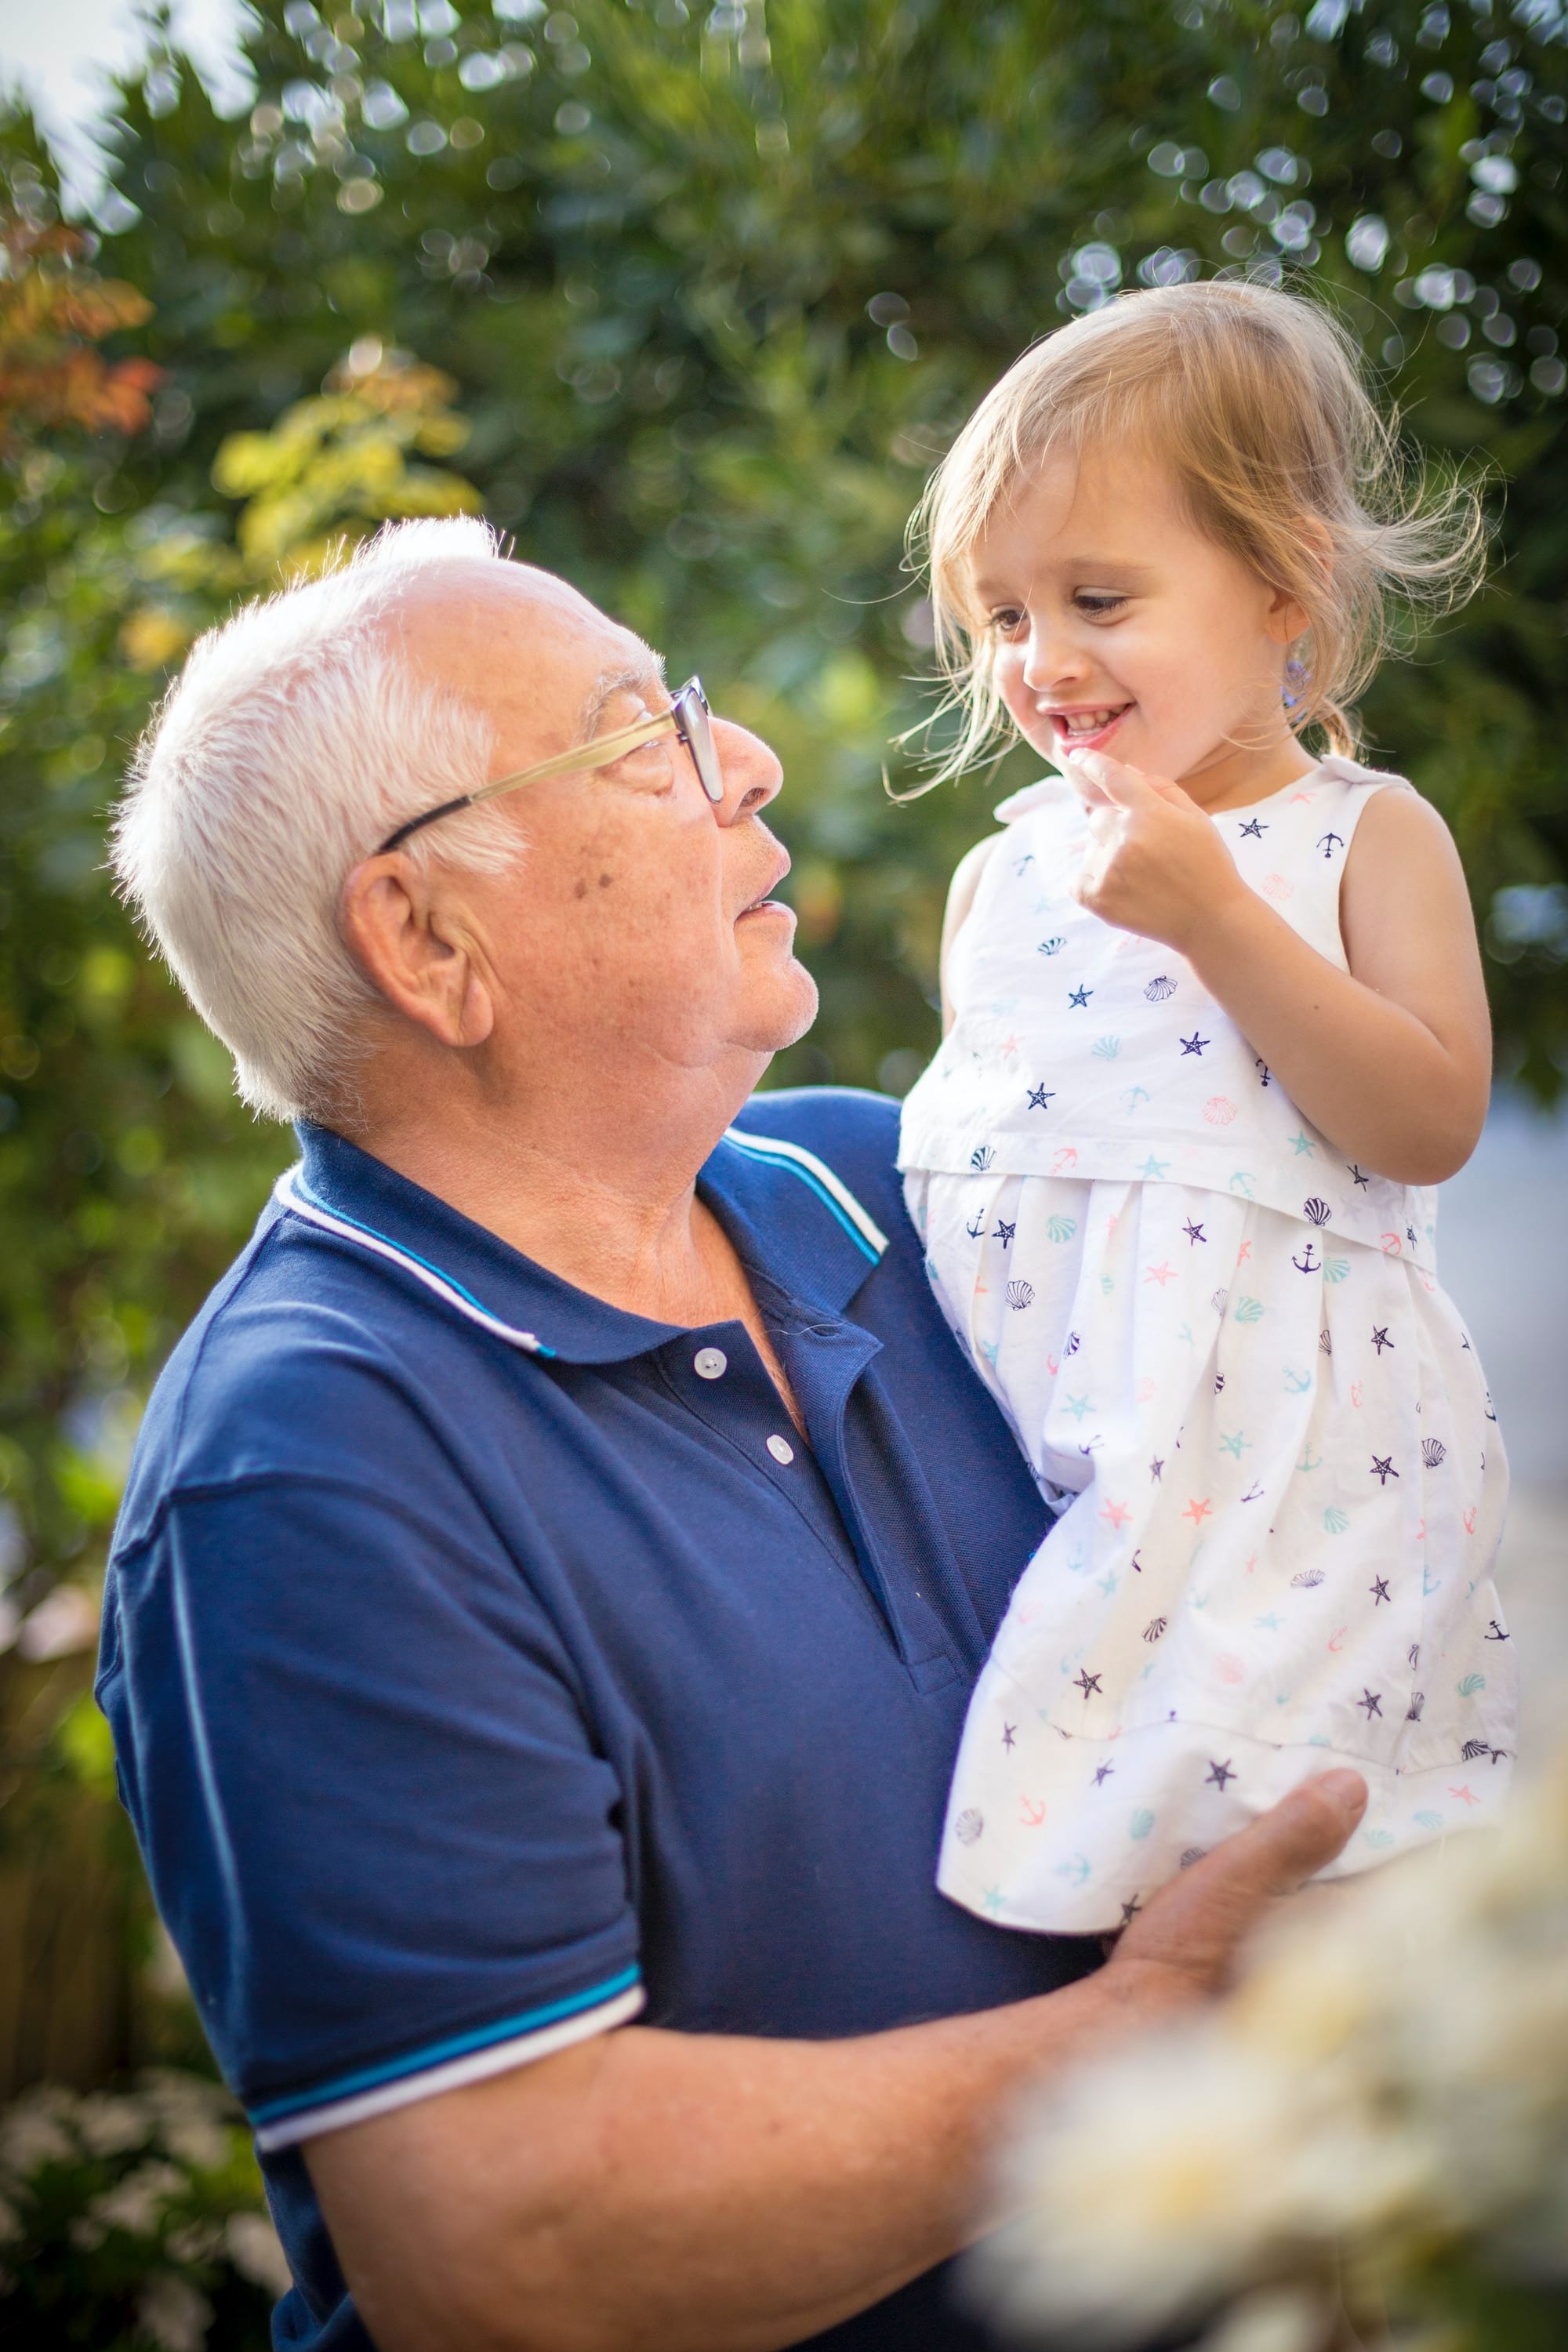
[898,280,1515,1936]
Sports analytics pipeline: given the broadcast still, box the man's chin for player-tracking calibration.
[736,966,820,1059]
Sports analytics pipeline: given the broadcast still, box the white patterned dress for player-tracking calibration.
[899,757,1515,1935]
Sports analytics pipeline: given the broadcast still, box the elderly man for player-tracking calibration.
[103,518,1365,2352]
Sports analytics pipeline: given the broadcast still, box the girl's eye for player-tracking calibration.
[986,608,1026,635]
[1076,593,1127,617]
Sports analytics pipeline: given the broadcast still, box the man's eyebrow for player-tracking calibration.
[580,651,667,735]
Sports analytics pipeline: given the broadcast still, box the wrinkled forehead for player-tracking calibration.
[391,557,664,745]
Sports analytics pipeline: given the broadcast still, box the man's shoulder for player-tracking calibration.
[113,1195,443,1555]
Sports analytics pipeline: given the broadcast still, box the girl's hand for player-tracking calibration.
[1065,748,1250,955]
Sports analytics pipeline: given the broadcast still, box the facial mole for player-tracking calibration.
[573,879,588,898]
[598,872,612,889]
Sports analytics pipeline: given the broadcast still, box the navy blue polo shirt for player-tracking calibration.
[100,1088,1102,2351]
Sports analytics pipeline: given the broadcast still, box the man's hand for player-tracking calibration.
[1064,746,1249,955]
[305,1771,1367,2352]
[1102,1767,1368,2024]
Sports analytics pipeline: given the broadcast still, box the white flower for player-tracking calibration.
[979,1748,1568,2343]
[169,2221,223,2263]
[1194,2286,1331,2352]
[87,2159,185,2238]
[74,2093,153,2158]
[0,2090,77,2177]
[978,2028,1318,2337]
[136,2271,212,2352]
[159,2114,234,2172]
[225,2209,293,2296]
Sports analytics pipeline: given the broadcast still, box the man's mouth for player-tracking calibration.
[738,857,793,919]
[1041,702,1133,752]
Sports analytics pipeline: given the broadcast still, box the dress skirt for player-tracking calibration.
[906,1168,1515,1935]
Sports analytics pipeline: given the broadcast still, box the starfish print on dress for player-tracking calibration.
[1358,1689,1383,1718]
[1370,1455,1399,1485]
[993,1219,1016,1248]
[1183,1496,1214,1526]
[1218,1429,1251,1458]
[1002,1722,1016,1749]
[1120,1896,1142,1925]
[1068,985,1093,1008]
[1290,1131,1316,1156]
[1371,1326,1393,1354]
[1206,1758,1236,1790]
[1348,1163,1370,1189]
[1145,1261,1176,1287]
[1238,817,1268,839]
[1182,1220,1207,1246]
[1179,1032,1209,1056]
[1370,1577,1391,1606]
[1092,1762,1115,1787]
[1149,1457,1164,1483]
[1073,1668,1104,1698]
[1026,1083,1056,1109]
[1138,1153,1172,1180]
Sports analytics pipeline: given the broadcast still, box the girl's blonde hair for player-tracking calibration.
[907,278,1486,783]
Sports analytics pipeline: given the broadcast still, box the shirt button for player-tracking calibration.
[766,1434,795,1465]
[694,1347,728,1381]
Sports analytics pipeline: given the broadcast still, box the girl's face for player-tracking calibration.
[968,438,1310,806]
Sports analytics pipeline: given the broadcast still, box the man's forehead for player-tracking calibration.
[394,557,664,720]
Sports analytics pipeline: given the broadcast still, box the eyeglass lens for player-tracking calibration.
[677,682,725,804]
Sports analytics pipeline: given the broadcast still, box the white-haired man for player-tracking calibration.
[103,520,1367,2352]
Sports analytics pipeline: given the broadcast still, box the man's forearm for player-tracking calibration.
[310,1977,1120,2352]
[307,1773,1367,2352]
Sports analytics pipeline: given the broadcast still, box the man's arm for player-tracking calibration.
[306,1772,1367,2352]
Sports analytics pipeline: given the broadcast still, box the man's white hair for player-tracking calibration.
[113,517,521,1123]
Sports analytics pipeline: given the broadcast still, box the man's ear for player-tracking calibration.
[339,854,495,1050]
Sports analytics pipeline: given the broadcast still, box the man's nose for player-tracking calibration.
[710,716,782,822]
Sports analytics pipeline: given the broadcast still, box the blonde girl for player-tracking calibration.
[898,280,1515,1936]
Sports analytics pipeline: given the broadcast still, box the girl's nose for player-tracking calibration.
[1021,622,1089,696]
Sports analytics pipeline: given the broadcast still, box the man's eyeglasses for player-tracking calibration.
[376,677,724,855]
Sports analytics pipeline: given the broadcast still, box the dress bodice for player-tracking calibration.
[897,756,1436,1271]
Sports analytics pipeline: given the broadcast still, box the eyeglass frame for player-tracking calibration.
[375,676,724,856]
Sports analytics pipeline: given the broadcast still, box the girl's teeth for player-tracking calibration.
[1065,709,1116,734]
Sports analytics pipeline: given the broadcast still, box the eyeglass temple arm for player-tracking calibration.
[375,710,681,855]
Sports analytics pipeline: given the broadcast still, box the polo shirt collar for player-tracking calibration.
[285,1120,885,1367]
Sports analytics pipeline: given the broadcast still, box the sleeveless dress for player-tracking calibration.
[898,756,1515,1935]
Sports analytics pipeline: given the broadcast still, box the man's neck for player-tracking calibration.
[339,1049,766,1327]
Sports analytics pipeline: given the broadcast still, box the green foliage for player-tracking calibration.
[0,2074,284,2347]
[0,0,1564,1621]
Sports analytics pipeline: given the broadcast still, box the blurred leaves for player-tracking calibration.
[0,0,1563,1620]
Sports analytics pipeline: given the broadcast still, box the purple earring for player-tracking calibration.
[1282,656,1310,714]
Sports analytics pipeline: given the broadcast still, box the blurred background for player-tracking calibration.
[0,0,1563,2336]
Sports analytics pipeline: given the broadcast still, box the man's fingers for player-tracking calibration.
[1108,1769,1368,2005]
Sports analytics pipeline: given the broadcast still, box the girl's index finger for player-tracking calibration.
[1063,748,1160,807]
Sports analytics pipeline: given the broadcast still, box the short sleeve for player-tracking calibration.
[99,1473,642,2148]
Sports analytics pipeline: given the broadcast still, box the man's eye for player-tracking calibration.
[1076,593,1128,617]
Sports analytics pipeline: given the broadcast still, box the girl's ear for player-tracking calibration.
[1266,516,1334,646]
